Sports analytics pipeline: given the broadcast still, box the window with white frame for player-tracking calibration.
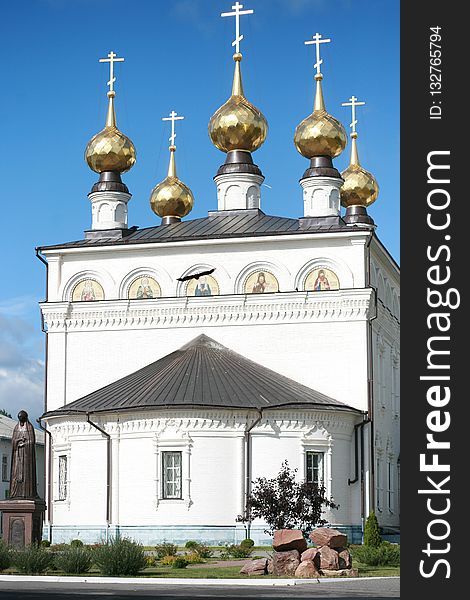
[387,460,394,513]
[2,455,8,482]
[306,451,324,486]
[162,451,182,499]
[376,457,383,512]
[58,455,68,501]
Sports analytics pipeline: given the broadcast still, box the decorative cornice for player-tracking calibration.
[40,289,374,332]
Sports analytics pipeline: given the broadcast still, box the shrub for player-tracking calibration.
[54,545,92,574]
[363,511,382,547]
[185,540,198,550]
[184,551,204,564]
[93,537,146,576]
[171,556,189,569]
[144,555,156,567]
[154,542,178,560]
[160,554,177,566]
[0,540,12,572]
[13,544,54,574]
[183,542,212,559]
[40,540,51,548]
[220,543,253,559]
[240,538,254,549]
[70,539,84,548]
[352,542,400,567]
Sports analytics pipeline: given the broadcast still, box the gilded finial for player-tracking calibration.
[294,33,347,160]
[150,111,194,222]
[340,95,379,208]
[85,51,136,174]
[208,2,267,154]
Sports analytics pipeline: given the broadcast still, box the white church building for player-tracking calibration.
[37,9,399,546]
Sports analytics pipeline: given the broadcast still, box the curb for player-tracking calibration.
[0,575,400,586]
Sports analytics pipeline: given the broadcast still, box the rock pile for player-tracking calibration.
[239,527,358,578]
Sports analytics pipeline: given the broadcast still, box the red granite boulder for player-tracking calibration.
[295,560,321,578]
[239,558,268,576]
[272,549,300,576]
[309,527,347,549]
[338,548,352,569]
[273,529,307,553]
[318,545,339,570]
[300,547,320,568]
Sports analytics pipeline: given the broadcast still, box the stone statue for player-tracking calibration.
[9,410,38,499]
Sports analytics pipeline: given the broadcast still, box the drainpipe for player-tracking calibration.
[36,418,53,543]
[35,248,50,541]
[366,232,378,522]
[348,414,371,542]
[244,409,263,539]
[86,414,111,541]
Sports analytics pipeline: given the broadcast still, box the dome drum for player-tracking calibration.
[300,156,343,181]
[215,150,263,178]
[343,205,375,226]
[90,170,130,194]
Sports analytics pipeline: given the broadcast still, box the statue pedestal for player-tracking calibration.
[0,499,46,548]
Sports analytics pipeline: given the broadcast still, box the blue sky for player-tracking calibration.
[0,0,399,421]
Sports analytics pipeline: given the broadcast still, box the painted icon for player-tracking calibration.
[72,279,105,302]
[304,268,340,291]
[244,271,279,294]
[128,276,161,299]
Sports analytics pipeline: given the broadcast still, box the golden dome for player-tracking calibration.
[150,146,194,220]
[85,92,136,174]
[294,75,347,159]
[340,135,379,207]
[208,53,268,153]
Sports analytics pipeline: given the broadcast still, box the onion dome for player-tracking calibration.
[150,145,194,224]
[341,134,379,208]
[294,74,347,159]
[208,53,268,154]
[85,90,136,174]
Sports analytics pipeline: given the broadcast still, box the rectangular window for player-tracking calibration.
[376,458,383,512]
[58,455,68,501]
[162,451,182,499]
[1,455,8,482]
[306,452,324,486]
[387,461,394,513]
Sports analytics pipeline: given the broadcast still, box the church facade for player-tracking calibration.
[38,12,399,546]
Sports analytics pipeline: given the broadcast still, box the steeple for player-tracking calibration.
[294,34,347,225]
[208,2,268,212]
[84,51,136,237]
[340,95,379,226]
[149,111,194,225]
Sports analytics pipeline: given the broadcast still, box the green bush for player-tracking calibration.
[13,544,54,574]
[240,538,254,549]
[0,540,12,572]
[220,543,253,559]
[183,541,212,559]
[40,540,51,548]
[363,511,382,547]
[70,539,84,548]
[54,545,92,574]
[154,542,178,560]
[185,540,198,550]
[93,537,146,576]
[184,551,204,564]
[171,556,189,569]
[352,542,400,567]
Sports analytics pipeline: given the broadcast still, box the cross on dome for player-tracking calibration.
[162,110,185,147]
[341,95,366,135]
[99,51,125,94]
[221,2,254,54]
[305,33,331,77]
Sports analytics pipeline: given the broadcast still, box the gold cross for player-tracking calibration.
[341,95,366,134]
[99,51,125,93]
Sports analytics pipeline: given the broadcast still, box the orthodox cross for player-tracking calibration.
[99,51,125,93]
[221,2,254,54]
[162,110,185,146]
[341,95,366,134]
[305,33,331,76]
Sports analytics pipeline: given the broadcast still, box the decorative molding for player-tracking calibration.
[40,289,375,332]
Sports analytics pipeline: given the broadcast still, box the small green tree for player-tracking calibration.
[238,461,338,536]
[363,511,382,547]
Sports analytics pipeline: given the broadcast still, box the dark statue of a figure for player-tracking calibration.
[9,410,39,499]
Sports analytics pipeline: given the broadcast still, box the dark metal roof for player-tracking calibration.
[38,209,368,251]
[43,334,358,417]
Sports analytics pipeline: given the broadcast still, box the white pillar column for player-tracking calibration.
[214,172,264,211]
[88,190,131,230]
[300,176,343,218]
